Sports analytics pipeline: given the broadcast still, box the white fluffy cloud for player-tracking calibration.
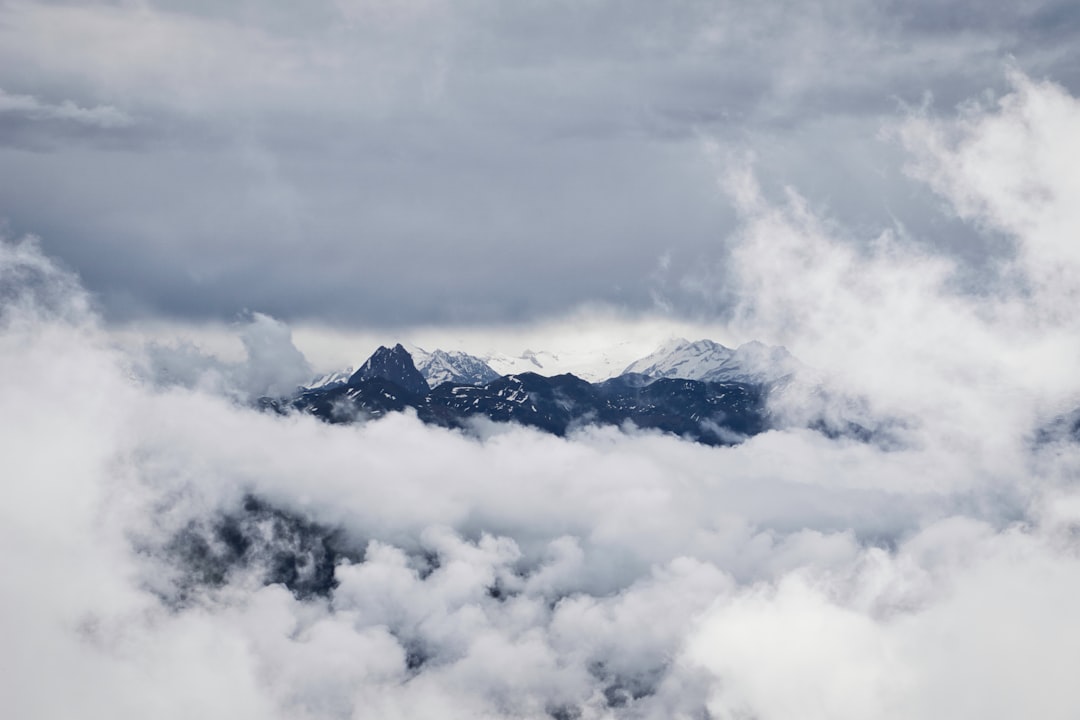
[4,73,1080,719]
[138,311,313,399]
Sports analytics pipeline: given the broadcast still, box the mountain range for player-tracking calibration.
[269,339,802,446]
[304,343,501,392]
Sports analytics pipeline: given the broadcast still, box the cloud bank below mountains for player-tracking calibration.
[5,74,1080,718]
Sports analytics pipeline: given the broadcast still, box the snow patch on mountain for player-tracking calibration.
[304,368,353,390]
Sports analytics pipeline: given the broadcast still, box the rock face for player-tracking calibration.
[347,343,430,396]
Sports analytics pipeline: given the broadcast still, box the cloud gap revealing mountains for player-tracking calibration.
[263,339,892,446]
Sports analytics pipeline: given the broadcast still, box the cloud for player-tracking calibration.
[699,71,1080,455]
[2,1,1078,324]
[899,69,1080,311]
[688,519,1080,719]
[5,71,1080,719]
[137,311,313,400]
[0,88,134,128]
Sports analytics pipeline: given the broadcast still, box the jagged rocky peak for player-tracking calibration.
[348,343,430,396]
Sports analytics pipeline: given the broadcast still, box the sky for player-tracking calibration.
[2,0,1080,338]
[6,3,1080,719]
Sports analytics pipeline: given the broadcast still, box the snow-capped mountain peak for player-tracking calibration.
[482,346,636,382]
[623,338,733,379]
[483,349,562,378]
[405,344,500,388]
[622,338,800,384]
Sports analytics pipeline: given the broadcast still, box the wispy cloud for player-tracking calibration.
[0,88,134,128]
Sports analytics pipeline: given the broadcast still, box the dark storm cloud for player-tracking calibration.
[0,0,1077,325]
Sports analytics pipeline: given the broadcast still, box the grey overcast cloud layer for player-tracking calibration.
[2,0,1079,325]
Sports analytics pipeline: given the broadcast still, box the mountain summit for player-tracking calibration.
[405,345,500,388]
[347,344,430,396]
[623,338,798,384]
